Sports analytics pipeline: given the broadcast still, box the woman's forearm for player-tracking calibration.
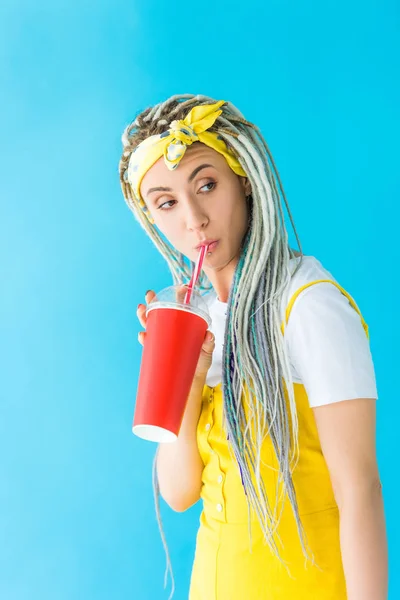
[156,373,206,511]
[338,482,388,599]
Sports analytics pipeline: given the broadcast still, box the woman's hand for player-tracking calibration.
[136,286,216,378]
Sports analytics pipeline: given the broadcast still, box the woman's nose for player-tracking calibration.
[185,202,209,231]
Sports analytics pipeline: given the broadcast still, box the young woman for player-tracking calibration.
[119,95,388,599]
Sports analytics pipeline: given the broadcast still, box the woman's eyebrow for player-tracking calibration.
[188,163,214,182]
[145,164,215,197]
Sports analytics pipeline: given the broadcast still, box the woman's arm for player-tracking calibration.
[138,288,215,513]
[313,398,388,600]
[156,372,206,512]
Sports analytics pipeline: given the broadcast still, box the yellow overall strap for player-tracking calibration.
[280,279,369,339]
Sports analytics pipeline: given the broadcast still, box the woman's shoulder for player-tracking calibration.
[288,254,337,289]
[281,254,338,321]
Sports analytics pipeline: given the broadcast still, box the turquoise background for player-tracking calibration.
[1,0,398,598]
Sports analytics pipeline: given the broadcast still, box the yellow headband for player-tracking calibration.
[127,100,247,223]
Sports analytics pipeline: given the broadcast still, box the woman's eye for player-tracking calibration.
[200,181,216,193]
[158,200,176,211]
[157,182,216,211]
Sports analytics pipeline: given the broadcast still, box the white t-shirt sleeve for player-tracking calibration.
[285,281,378,408]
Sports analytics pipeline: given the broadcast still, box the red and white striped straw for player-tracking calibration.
[184,244,208,304]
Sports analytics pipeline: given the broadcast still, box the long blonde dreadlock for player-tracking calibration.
[119,94,314,597]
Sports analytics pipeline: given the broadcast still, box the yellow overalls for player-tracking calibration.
[189,280,369,599]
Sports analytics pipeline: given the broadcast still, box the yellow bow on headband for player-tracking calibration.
[127,100,247,223]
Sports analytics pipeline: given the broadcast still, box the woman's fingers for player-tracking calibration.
[175,284,189,304]
[137,290,157,329]
[136,304,147,329]
[137,290,156,342]
[202,330,215,354]
[145,290,156,304]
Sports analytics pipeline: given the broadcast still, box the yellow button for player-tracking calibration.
[216,503,223,512]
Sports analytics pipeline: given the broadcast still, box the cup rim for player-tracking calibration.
[146,301,211,327]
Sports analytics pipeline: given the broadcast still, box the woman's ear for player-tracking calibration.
[240,176,252,197]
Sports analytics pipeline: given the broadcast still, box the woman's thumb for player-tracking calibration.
[205,331,215,343]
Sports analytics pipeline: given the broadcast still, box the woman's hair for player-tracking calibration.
[119,94,312,595]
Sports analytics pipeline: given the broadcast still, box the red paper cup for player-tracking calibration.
[132,286,211,443]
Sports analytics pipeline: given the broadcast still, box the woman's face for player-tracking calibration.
[140,143,251,275]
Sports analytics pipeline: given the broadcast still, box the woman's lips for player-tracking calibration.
[195,240,219,251]
[205,240,219,252]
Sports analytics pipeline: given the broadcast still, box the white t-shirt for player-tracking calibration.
[203,255,378,407]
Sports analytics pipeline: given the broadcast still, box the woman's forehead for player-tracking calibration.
[140,144,225,197]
